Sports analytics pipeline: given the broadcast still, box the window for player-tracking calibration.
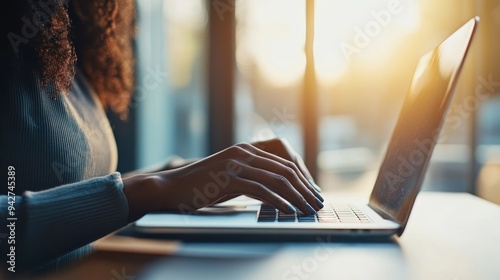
[115,0,500,197]
[233,0,500,194]
[134,0,208,169]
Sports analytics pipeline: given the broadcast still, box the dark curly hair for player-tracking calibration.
[1,0,136,118]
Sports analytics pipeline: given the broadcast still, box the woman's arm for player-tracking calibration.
[0,142,322,273]
[0,173,128,273]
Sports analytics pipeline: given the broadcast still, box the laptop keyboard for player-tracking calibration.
[257,204,372,223]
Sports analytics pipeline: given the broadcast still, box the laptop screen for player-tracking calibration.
[369,18,477,235]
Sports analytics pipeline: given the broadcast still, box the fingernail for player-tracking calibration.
[315,198,324,209]
[316,192,325,202]
[287,204,297,213]
[306,203,316,214]
[308,179,324,202]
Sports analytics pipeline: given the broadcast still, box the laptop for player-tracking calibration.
[135,17,478,238]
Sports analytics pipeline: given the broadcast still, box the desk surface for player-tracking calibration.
[41,192,500,280]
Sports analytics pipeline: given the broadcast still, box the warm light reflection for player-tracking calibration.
[236,0,305,87]
[237,0,419,87]
[314,0,419,85]
[234,0,487,194]
[164,0,206,88]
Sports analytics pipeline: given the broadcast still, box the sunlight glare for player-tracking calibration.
[237,0,419,87]
[237,0,306,87]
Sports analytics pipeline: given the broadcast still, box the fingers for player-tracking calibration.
[205,143,323,214]
[250,139,321,193]
[228,145,322,213]
[237,164,319,214]
[245,156,322,212]
[238,143,324,202]
[293,154,322,192]
[234,178,297,214]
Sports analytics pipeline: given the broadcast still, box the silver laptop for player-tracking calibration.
[135,17,478,238]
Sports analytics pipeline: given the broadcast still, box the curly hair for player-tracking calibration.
[1,0,136,119]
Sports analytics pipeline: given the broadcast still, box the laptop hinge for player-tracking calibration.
[368,203,401,224]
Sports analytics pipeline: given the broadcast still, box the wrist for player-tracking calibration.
[122,173,165,223]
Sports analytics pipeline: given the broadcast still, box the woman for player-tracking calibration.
[0,0,323,273]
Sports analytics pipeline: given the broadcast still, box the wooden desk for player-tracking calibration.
[37,192,500,280]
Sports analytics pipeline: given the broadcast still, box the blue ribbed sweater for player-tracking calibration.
[0,68,129,272]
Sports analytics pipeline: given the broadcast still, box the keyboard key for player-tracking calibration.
[298,219,316,222]
[278,217,296,222]
[261,205,277,210]
[317,213,336,217]
[257,217,275,222]
[257,204,372,224]
[298,216,316,220]
[340,219,360,223]
[298,216,316,221]
[278,212,295,216]
[259,215,276,219]
[274,210,296,222]
[318,218,339,223]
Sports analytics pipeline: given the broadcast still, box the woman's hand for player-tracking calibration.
[251,138,321,192]
[123,142,324,222]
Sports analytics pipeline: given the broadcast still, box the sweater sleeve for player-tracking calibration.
[0,172,129,272]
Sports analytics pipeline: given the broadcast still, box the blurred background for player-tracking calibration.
[109,0,500,203]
